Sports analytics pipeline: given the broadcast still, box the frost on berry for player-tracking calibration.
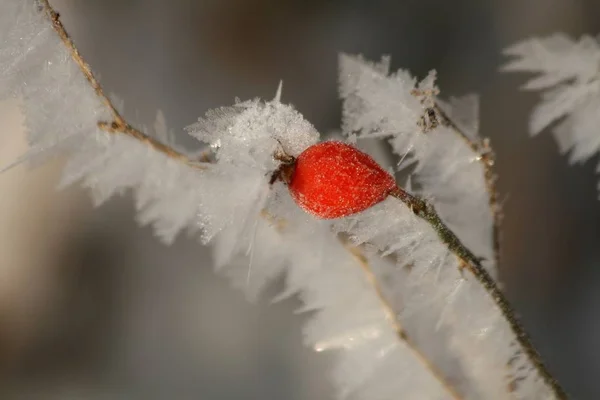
[288,141,397,219]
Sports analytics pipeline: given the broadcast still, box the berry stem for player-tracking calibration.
[388,187,568,399]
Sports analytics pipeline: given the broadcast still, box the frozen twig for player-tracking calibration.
[267,207,467,398]
[38,0,205,170]
[343,241,464,399]
[387,186,566,398]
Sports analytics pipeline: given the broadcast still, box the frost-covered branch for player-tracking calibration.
[38,0,204,170]
[333,238,465,398]
[384,186,564,398]
[0,1,569,399]
[257,211,464,398]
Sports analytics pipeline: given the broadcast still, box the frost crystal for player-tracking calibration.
[502,34,600,180]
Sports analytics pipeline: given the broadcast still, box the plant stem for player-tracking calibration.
[39,0,206,171]
[345,242,465,399]
[389,187,568,399]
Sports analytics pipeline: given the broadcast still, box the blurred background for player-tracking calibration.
[1,0,600,398]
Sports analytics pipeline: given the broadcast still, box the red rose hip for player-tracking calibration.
[288,141,397,219]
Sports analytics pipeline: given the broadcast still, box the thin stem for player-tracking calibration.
[434,104,503,269]
[262,210,464,398]
[39,0,206,170]
[343,243,464,400]
[97,121,206,170]
[388,187,568,399]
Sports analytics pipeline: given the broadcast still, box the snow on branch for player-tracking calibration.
[0,0,568,399]
[502,34,600,187]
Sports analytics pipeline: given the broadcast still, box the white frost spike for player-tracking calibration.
[274,80,283,103]
[502,33,600,195]
[152,110,176,145]
[338,54,424,147]
[413,124,496,274]
[0,2,54,98]
[437,94,480,140]
[339,54,497,276]
[502,33,600,91]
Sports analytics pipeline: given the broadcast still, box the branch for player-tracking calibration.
[388,186,567,399]
[343,242,464,399]
[260,207,464,397]
[39,0,206,171]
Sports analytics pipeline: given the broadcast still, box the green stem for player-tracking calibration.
[388,187,568,399]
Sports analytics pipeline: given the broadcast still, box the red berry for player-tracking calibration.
[288,141,397,219]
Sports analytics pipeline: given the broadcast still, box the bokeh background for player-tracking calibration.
[1,0,600,398]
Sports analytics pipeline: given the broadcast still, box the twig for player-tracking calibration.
[343,242,464,399]
[39,0,206,171]
[97,121,206,169]
[261,208,464,398]
[388,187,568,399]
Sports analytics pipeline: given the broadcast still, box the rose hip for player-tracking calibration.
[287,141,397,219]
